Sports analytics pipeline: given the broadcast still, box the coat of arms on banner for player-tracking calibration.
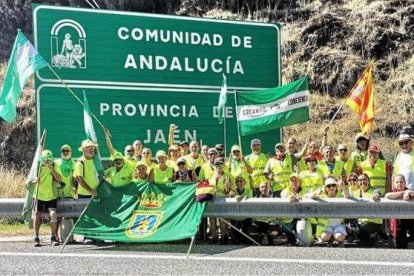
[126,211,163,238]
[50,19,87,69]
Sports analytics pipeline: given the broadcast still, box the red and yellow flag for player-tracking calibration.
[345,63,375,134]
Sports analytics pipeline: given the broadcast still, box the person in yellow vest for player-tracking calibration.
[350,133,370,167]
[264,143,294,197]
[141,147,157,173]
[299,154,324,194]
[133,162,150,182]
[104,152,134,187]
[103,128,137,170]
[206,157,235,244]
[201,145,209,162]
[215,144,225,158]
[356,173,383,246]
[179,141,190,156]
[227,145,253,194]
[336,144,355,178]
[149,150,175,184]
[347,173,360,198]
[318,146,346,180]
[312,177,350,246]
[358,145,391,195]
[393,133,414,190]
[166,144,180,171]
[31,150,62,247]
[286,137,310,169]
[183,141,205,176]
[384,174,414,249]
[198,148,218,181]
[246,139,268,196]
[55,144,75,198]
[73,139,100,198]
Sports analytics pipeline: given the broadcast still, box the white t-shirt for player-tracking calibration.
[394,151,414,189]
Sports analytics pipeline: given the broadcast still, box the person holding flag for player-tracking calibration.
[30,150,62,247]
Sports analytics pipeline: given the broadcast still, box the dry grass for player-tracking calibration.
[0,167,27,198]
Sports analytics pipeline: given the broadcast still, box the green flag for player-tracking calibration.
[83,91,104,177]
[217,73,227,124]
[72,182,206,242]
[0,30,47,123]
[22,130,46,229]
[236,77,310,136]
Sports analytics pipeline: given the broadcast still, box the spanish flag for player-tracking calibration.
[345,63,375,134]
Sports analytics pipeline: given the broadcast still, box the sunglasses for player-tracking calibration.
[142,152,150,155]
[233,150,240,153]
[399,140,410,146]
[61,149,70,153]
[348,178,357,182]
[126,150,134,153]
[338,149,347,152]
[326,184,337,189]
[114,159,123,162]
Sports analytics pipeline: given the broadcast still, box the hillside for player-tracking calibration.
[0,0,413,170]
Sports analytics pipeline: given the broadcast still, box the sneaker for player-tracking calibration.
[51,236,60,246]
[34,237,41,247]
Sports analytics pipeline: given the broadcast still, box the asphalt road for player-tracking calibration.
[0,238,414,275]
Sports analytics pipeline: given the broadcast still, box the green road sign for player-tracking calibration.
[33,5,282,157]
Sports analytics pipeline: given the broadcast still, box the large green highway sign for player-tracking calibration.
[33,5,282,157]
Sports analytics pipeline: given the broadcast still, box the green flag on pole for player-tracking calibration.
[0,30,47,123]
[236,77,310,136]
[72,182,206,242]
[83,90,104,177]
[217,73,227,124]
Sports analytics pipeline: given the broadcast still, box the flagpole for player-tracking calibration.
[325,62,373,129]
[44,63,106,129]
[233,90,242,153]
[223,104,227,157]
[33,130,47,218]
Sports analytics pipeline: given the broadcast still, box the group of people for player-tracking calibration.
[29,123,414,248]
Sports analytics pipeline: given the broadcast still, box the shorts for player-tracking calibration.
[323,225,347,236]
[35,199,57,213]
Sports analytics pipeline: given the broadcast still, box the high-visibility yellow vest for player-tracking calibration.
[336,157,354,176]
[393,150,414,175]
[360,159,386,195]
[299,170,324,194]
[265,155,293,191]
[297,158,308,172]
[246,153,268,189]
[318,160,343,178]
[360,188,383,225]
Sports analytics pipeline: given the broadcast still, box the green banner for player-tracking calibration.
[73,181,205,242]
[236,77,310,136]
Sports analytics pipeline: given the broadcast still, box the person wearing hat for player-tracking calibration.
[264,142,293,197]
[299,154,324,194]
[358,145,391,195]
[104,151,134,187]
[183,141,205,176]
[227,145,253,194]
[73,139,100,198]
[179,141,190,156]
[318,146,346,180]
[393,133,414,190]
[103,128,137,170]
[206,157,234,244]
[215,144,225,158]
[133,162,150,182]
[350,132,370,167]
[198,148,218,181]
[55,144,75,198]
[175,158,197,182]
[246,139,268,196]
[335,143,355,178]
[31,150,62,246]
[166,144,180,171]
[312,177,349,246]
[149,150,175,184]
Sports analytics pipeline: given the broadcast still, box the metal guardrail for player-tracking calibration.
[2,198,414,219]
